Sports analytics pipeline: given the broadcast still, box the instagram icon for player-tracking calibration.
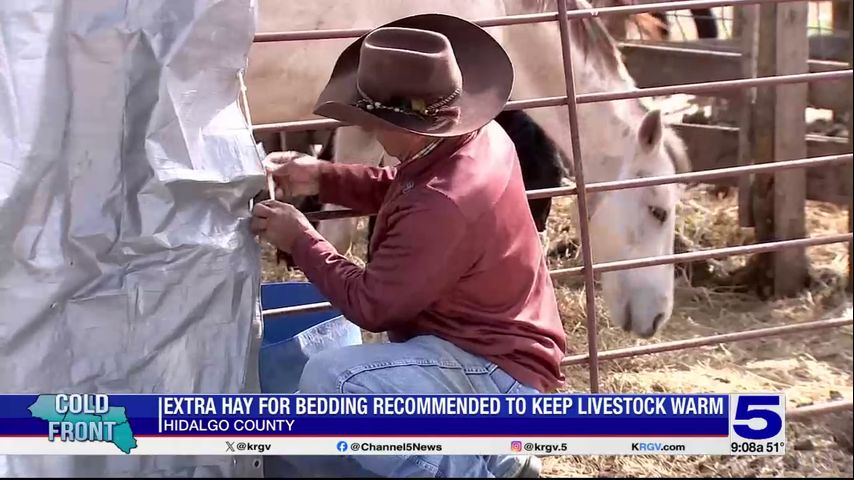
[510,441,523,452]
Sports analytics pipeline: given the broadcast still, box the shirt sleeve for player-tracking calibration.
[290,191,469,332]
[317,162,396,214]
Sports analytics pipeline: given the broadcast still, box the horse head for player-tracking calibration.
[577,108,690,338]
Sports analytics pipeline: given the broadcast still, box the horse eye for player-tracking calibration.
[649,206,668,223]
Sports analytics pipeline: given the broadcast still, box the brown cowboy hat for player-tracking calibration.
[313,14,514,138]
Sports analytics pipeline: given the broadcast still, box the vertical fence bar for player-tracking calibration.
[556,0,601,393]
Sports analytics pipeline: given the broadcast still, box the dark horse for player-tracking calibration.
[596,0,719,40]
[652,8,718,39]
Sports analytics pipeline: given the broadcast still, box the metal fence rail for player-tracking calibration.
[560,316,853,365]
[252,70,852,134]
[252,0,823,43]
[551,232,852,277]
[300,153,851,222]
[252,0,853,419]
[788,399,854,419]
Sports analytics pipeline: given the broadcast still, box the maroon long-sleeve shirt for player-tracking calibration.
[290,121,566,392]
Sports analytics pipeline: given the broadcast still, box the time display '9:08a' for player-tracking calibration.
[730,441,785,454]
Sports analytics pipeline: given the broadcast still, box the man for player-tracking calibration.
[251,13,566,478]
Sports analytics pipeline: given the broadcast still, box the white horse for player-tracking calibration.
[245,0,690,338]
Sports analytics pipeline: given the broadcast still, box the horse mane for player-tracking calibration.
[567,0,693,174]
[524,0,662,74]
[587,0,667,41]
[510,1,693,174]
[519,0,636,86]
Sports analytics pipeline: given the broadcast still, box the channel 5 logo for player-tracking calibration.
[729,394,785,441]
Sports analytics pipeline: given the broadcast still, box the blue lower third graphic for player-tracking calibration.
[336,440,348,452]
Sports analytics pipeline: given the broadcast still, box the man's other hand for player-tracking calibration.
[264,151,322,199]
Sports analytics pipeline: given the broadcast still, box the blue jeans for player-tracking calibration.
[274,334,539,478]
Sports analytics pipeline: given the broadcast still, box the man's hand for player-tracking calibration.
[264,151,323,199]
[251,200,316,253]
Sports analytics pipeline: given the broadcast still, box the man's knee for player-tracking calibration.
[299,349,346,393]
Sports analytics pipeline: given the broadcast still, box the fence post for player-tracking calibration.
[751,0,810,297]
[737,4,758,227]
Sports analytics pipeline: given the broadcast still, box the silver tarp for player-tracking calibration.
[0,0,265,476]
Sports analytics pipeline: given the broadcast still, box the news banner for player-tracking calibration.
[0,393,786,456]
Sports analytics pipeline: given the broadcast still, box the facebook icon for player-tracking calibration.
[336,441,348,452]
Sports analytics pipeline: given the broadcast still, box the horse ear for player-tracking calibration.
[637,109,663,152]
